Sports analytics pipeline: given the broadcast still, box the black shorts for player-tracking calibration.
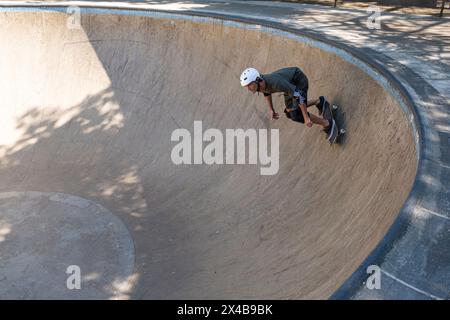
[284,88,309,123]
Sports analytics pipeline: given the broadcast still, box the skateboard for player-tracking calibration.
[322,101,346,145]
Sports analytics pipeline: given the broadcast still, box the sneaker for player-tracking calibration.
[322,101,333,124]
[317,96,326,115]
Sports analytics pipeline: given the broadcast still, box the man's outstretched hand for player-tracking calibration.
[305,117,313,127]
[271,111,280,120]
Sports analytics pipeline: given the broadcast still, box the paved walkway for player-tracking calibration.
[3,1,449,99]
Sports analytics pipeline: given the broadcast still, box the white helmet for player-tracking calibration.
[240,67,260,87]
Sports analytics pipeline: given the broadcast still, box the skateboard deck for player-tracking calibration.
[323,101,345,145]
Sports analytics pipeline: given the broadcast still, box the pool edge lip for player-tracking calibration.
[1,2,448,300]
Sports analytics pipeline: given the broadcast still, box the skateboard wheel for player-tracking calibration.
[332,105,339,110]
[340,129,346,134]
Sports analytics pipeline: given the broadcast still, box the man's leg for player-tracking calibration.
[307,96,326,115]
[309,113,329,128]
[307,98,319,108]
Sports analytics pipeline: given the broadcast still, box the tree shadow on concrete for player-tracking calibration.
[0,85,211,299]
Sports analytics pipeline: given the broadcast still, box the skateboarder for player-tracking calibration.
[240,67,335,138]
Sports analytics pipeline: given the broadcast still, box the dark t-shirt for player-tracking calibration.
[260,67,308,97]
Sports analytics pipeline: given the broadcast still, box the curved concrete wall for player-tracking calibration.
[0,9,416,299]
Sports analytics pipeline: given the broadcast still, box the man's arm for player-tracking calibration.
[264,94,275,112]
[264,94,279,120]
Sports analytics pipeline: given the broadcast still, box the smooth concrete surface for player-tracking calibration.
[0,9,417,299]
[0,192,135,299]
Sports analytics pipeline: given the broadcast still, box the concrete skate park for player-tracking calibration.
[0,1,449,299]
